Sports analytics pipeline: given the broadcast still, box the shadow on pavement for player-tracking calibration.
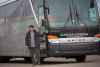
[40,61,77,65]
[0,60,78,65]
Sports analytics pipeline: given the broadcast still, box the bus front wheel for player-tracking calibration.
[75,56,86,62]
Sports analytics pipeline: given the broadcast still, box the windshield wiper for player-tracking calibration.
[64,5,73,26]
[74,5,80,24]
[72,0,80,25]
[69,5,73,24]
[65,0,80,26]
[65,5,78,26]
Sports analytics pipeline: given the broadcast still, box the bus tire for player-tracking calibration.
[40,58,44,61]
[24,57,32,63]
[0,57,10,63]
[76,56,86,62]
[40,58,45,63]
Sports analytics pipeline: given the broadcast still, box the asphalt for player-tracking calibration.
[0,55,100,67]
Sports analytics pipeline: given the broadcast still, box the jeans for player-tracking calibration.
[28,47,40,65]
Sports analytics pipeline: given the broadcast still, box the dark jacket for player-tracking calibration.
[25,30,40,48]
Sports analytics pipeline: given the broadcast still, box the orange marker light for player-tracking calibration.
[48,35,58,40]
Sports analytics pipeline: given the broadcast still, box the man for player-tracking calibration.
[25,25,40,65]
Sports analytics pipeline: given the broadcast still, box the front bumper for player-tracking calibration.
[48,42,100,57]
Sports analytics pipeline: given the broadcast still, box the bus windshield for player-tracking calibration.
[48,0,98,28]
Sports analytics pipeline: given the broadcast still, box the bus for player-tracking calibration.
[39,0,100,62]
[0,0,100,63]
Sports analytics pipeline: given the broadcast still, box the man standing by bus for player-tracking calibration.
[25,25,40,65]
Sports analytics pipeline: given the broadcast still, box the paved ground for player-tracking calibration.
[0,55,100,67]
